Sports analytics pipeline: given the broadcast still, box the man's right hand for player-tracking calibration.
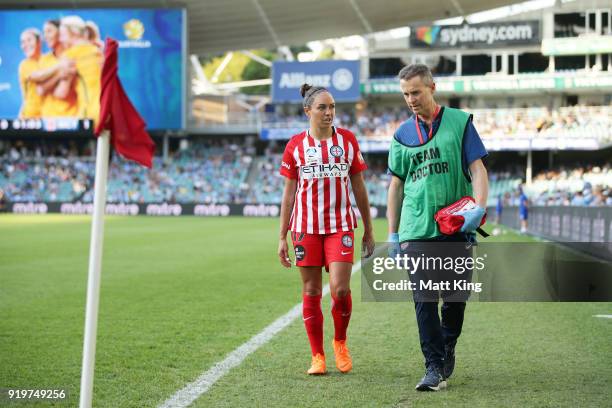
[388,233,400,258]
[457,205,486,233]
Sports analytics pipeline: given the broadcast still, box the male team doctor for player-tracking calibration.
[387,64,489,391]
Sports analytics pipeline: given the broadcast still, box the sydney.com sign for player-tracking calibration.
[411,21,540,48]
[272,60,360,103]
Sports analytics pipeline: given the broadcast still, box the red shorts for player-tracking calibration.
[291,230,354,269]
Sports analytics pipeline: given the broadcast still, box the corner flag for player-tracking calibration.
[80,37,155,408]
[95,37,155,167]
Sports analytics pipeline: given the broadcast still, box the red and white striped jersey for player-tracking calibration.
[279,127,368,234]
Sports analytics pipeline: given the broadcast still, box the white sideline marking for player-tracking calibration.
[159,261,363,408]
[593,314,612,319]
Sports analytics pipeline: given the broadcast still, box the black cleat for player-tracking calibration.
[443,345,455,380]
[415,365,447,391]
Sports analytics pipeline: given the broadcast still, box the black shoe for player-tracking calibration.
[443,345,455,379]
[415,365,446,391]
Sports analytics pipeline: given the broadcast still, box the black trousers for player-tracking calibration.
[414,301,466,369]
[403,233,474,369]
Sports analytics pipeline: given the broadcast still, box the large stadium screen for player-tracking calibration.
[0,8,185,133]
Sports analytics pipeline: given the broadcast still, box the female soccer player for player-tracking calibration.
[18,28,43,118]
[29,20,78,118]
[277,84,375,375]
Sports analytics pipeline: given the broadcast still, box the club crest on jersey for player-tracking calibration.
[342,234,353,248]
[330,145,344,158]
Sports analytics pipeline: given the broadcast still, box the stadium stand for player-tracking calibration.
[525,164,612,206]
[104,140,253,204]
[0,143,93,202]
[2,138,609,207]
[263,105,612,141]
[0,138,254,204]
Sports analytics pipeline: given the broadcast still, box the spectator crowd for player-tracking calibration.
[263,105,612,142]
[1,140,610,208]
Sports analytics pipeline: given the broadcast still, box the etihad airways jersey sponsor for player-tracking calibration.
[279,127,367,234]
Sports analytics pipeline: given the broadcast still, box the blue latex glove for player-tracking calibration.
[457,205,486,233]
[388,233,400,258]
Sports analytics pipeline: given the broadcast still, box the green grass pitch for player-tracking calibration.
[1,215,610,407]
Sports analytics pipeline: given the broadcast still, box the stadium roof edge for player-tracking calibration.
[1,0,526,55]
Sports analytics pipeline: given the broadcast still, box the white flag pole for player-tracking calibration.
[79,130,111,408]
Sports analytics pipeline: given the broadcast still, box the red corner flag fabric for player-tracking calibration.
[95,38,155,168]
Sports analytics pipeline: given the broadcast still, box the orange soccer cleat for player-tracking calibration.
[333,339,353,373]
[307,353,327,375]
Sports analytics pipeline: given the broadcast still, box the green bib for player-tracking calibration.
[389,107,473,240]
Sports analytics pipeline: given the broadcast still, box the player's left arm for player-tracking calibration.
[350,172,373,233]
[36,71,62,96]
[348,135,374,257]
[350,172,375,257]
[28,63,61,83]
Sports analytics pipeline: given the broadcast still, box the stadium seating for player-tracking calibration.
[248,154,284,204]
[487,177,523,206]
[1,141,253,204]
[103,146,252,204]
[263,105,612,142]
[525,164,612,206]
[0,153,93,202]
[1,138,610,207]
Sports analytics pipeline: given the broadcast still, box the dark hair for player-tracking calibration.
[300,83,328,108]
[45,19,60,28]
[398,64,434,86]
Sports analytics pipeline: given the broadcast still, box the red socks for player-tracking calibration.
[303,291,353,355]
[302,294,324,356]
[331,291,352,341]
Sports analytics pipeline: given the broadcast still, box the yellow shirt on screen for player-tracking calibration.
[18,58,42,118]
[39,52,78,118]
[63,43,102,123]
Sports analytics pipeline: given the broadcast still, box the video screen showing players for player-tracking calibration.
[0,8,185,133]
